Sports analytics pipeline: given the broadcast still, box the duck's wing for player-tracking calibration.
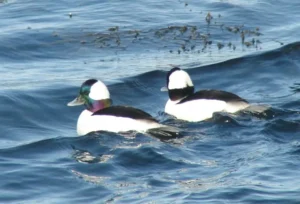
[92,106,158,122]
[178,89,248,104]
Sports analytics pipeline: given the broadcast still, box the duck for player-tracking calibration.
[68,79,179,138]
[162,67,250,122]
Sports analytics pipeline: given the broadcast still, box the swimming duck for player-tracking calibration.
[162,67,250,122]
[68,79,178,138]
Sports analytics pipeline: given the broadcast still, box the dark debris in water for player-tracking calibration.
[206,12,213,24]
[47,11,264,55]
[290,83,300,93]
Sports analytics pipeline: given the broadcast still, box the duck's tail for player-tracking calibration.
[147,125,181,140]
[243,104,270,114]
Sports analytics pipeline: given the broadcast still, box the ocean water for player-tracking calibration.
[1,0,300,203]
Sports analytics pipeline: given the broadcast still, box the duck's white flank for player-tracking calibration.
[165,98,249,122]
[77,110,162,136]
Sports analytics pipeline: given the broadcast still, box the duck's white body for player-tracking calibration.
[165,98,249,122]
[77,109,162,136]
[163,67,249,122]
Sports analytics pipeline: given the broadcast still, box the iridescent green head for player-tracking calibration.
[68,79,112,112]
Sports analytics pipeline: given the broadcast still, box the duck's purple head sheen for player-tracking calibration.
[68,79,112,112]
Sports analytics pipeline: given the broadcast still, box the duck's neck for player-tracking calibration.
[168,86,194,101]
[85,98,112,113]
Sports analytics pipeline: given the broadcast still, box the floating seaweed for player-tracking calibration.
[49,10,264,55]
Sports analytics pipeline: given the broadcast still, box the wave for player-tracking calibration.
[1,41,300,203]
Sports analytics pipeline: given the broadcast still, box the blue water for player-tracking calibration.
[1,0,300,203]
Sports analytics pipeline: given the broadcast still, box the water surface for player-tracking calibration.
[1,0,300,203]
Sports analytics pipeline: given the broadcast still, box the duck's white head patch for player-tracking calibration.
[168,69,193,90]
[89,80,110,100]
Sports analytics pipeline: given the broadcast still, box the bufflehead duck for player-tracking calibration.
[68,79,179,138]
[162,67,250,122]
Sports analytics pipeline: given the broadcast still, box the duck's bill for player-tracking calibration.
[160,86,168,92]
[67,96,84,106]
